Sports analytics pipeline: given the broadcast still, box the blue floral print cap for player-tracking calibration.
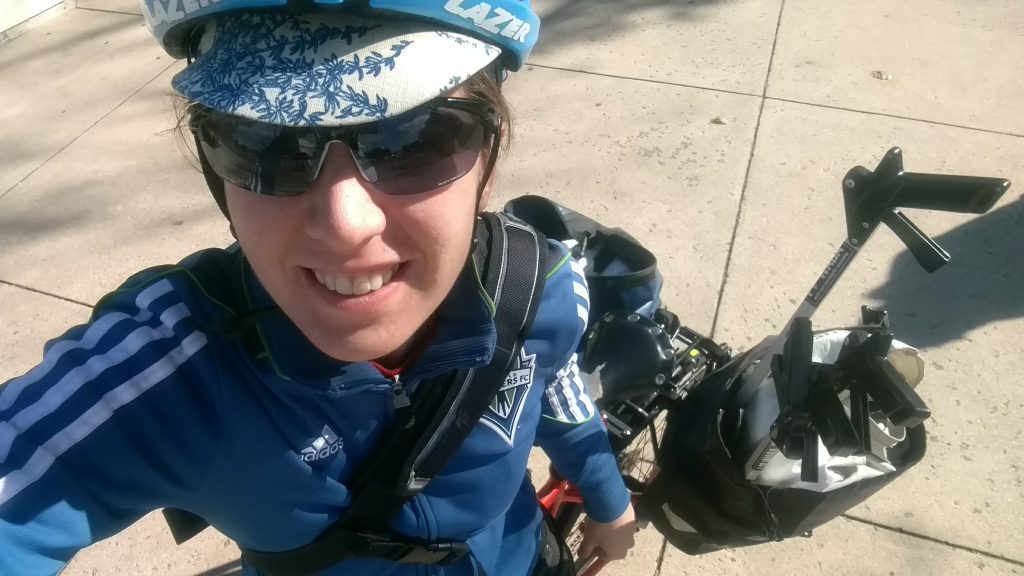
[171,12,502,127]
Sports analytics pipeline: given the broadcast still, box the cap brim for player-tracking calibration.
[172,12,501,127]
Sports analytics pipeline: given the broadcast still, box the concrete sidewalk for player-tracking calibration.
[1,1,1022,575]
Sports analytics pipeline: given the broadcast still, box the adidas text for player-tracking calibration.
[443,0,531,43]
[300,425,344,463]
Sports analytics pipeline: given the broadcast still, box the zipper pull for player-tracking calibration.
[391,374,411,409]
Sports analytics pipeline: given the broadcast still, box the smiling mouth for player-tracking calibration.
[311,265,401,296]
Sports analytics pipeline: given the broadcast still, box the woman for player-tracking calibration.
[0,1,635,575]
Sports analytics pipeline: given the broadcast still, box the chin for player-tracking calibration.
[308,335,394,363]
[303,323,412,364]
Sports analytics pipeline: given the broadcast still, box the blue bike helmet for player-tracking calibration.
[141,0,539,127]
[143,0,539,69]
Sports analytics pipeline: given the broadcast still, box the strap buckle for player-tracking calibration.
[354,531,470,566]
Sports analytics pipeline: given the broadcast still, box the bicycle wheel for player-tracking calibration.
[552,407,667,571]
[616,407,668,488]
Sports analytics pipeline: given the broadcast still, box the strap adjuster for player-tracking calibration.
[354,531,470,566]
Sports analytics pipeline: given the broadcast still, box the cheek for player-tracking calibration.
[226,184,262,234]
[382,188,478,292]
[225,185,300,266]
[404,190,478,251]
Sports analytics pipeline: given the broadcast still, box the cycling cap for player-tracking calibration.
[171,11,505,126]
[143,0,539,69]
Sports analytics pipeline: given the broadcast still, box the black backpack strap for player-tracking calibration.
[239,213,548,576]
[407,213,548,483]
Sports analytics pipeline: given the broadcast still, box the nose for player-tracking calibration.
[304,142,387,246]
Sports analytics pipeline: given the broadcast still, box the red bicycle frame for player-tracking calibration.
[536,472,607,576]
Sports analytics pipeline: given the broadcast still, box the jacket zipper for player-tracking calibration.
[393,374,435,567]
[391,374,411,409]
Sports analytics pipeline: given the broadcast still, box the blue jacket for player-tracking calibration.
[0,239,629,576]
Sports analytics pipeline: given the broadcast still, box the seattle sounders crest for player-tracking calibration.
[481,347,536,445]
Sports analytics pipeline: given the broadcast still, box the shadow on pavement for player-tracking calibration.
[0,202,91,246]
[534,0,729,53]
[865,194,1024,349]
[0,9,141,75]
[193,559,243,576]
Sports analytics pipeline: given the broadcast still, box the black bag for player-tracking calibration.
[641,330,928,554]
[504,195,663,329]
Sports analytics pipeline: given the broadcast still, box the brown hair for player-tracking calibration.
[464,66,514,154]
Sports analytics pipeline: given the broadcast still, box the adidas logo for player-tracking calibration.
[300,425,343,462]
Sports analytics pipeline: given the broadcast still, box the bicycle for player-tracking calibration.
[534,147,1011,575]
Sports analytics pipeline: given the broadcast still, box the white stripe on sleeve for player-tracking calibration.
[0,280,174,411]
[570,362,596,418]
[576,303,588,325]
[560,371,587,422]
[545,355,597,423]
[0,331,208,507]
[0,300,191,462]
[572,278,590,308]
[569,258,587,280]
[545,384,568,421]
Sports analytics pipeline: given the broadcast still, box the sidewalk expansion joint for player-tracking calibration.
[708,0,786,340]
[524,62,763,101]
[651,536,668,576]
[77,7,142,17]
[0,61,177,202]
[0,279,92,309]
[842,514,1024,568]
[765,97,1024,139]
[523,68,1023,141]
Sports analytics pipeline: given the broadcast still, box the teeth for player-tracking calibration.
[353,277,372,296]
[315,266,398,296]
[334,275,353,294]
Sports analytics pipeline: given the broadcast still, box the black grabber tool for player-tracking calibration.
[733,147,1011,478]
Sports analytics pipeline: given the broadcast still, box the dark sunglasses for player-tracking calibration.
[189,97,500,197]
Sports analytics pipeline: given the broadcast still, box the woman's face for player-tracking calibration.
[226,114,492,365]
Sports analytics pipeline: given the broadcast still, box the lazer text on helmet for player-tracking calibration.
[443,0,531,43]
[145,0,222,26]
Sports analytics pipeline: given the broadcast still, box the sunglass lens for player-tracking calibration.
[353,107,487,195]
[195,101,490,197]
[197,117,318,196]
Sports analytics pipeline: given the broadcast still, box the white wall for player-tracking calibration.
[1,0,66,38]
